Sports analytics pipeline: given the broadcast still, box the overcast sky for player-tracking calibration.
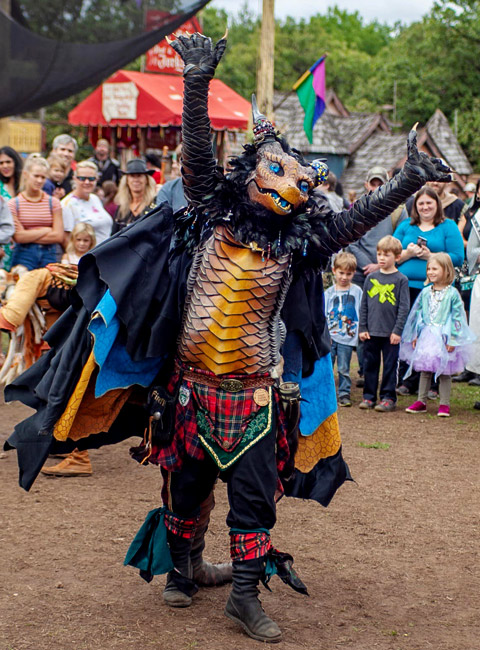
[209,0,436,25]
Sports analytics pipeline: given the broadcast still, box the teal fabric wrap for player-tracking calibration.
[88,289,165,398]
[124,506,174,582]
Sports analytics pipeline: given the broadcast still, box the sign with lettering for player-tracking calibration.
[102,82,139,122]
[145,13,202,75]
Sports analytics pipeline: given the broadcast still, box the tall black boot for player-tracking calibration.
[163,530,198,608]
[191,491,233,587]
[224,558,282,643]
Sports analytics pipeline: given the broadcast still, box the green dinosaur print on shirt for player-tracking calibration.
[367,278,396,305]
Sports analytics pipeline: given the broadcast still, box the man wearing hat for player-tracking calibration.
[348,166,408,288]
[89,138,121,186]
[464,181,477,209]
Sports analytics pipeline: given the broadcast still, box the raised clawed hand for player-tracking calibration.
[405,125,452,183]
[170,32,227,79]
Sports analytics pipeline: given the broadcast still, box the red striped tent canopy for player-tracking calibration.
[68,70,250,131]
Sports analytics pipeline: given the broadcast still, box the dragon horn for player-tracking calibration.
[251,94,265,125]
[251,95,277,145]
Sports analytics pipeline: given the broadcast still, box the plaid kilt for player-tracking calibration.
[147,364,290,476]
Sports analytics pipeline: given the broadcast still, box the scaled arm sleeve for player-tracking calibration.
[311,166,429,259]
[171,35,226,208]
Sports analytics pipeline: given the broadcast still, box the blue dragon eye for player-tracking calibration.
[299,181,309,193]
[269,162,281,173]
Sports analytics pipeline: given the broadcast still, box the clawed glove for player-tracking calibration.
[404,126,452,183]
[171,32,227,79]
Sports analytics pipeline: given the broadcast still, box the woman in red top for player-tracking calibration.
[8,155,65,270]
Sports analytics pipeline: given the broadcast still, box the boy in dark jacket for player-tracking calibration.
[359,235,410,412]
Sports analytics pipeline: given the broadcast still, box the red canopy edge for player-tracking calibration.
[68,70,250,131]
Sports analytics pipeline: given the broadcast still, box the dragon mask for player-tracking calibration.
[246,96,328,216]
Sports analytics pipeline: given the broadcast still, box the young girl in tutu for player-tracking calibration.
[62,222,96,264]
[401,252,475,417]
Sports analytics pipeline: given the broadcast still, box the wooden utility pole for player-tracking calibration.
[256,0,275,120]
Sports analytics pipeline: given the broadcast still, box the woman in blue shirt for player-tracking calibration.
[395,187,464,296]
[395,186,464,394]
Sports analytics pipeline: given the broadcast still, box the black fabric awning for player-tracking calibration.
[0,0,210,118]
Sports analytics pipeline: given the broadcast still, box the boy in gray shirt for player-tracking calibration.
[359,235,410,412]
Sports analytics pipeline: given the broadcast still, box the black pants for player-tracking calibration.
[363,336,399,403]
[161,426,278,531]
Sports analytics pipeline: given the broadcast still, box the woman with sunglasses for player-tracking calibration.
[61,160,113,246]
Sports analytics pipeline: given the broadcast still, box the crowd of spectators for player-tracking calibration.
[324,164,480,417]
[0,137,479,441]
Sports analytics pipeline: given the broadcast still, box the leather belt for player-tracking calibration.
[182,369,275,392]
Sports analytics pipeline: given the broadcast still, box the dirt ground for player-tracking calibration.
[1,382,479,650]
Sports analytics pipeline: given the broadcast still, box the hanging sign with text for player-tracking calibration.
[102,82,139,122]
[145,12,202,75]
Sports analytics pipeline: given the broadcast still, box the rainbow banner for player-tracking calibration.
[293,56,326,144]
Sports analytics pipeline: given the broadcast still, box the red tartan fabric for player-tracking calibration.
[147,364,290,477]
[193,380,264,452]
[230,532,272,561]
[164,511,197,539]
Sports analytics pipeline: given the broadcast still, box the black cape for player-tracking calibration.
[4,203,346,497]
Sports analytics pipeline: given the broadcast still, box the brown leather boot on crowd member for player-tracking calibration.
[191,491,232,586]
[41,449,92,477]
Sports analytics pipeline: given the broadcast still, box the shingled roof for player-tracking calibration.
[426,109,473,176]
[273,92,390,156]
[273,91,473,193]
[340,131,407,193]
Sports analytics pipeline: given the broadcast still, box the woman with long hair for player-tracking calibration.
[0,146,23,269]
[7,155,64,270]
[394,185,464,395]
[112,158,157,233]
[395,187,464,299]
[0,145,23,199]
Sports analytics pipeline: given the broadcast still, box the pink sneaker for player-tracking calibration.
[437,405,450,417]
[405,400,427,413]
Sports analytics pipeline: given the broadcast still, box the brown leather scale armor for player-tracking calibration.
[177,225,292,375]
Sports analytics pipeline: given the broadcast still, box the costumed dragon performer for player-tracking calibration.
[4,33,451,644]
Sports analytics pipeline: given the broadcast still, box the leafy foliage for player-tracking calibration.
[18,0,480,169]
[16,0,181,41]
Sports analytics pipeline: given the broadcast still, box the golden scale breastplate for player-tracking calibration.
[177,225,292,375]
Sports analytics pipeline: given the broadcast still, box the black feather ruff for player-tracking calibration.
[173,143,333,273]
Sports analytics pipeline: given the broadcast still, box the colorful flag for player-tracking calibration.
[293,56,326,144]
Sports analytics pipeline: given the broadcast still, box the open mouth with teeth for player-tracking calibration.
[256,185,293,213]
